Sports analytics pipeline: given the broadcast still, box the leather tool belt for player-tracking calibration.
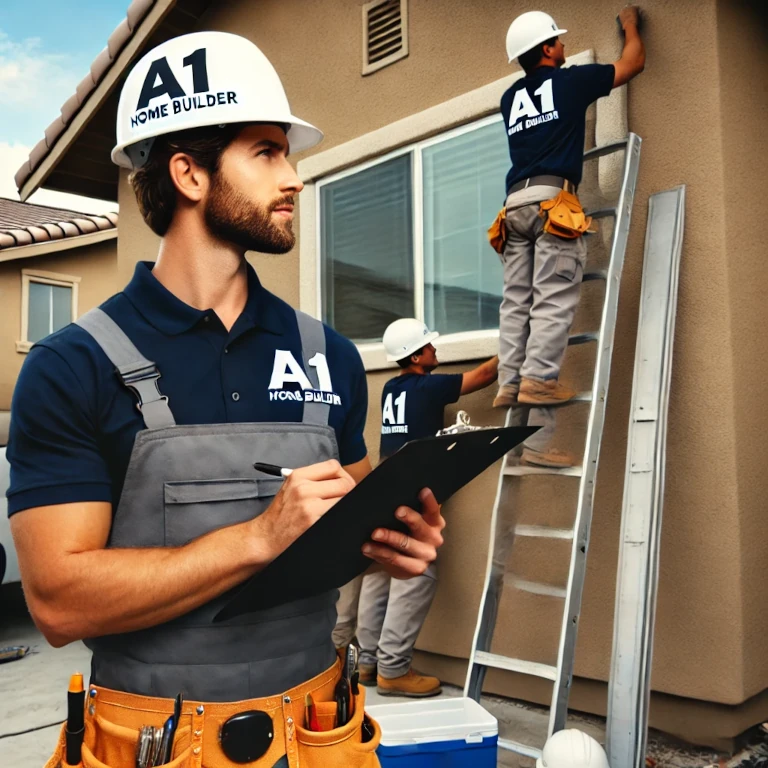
[45,660,381,768]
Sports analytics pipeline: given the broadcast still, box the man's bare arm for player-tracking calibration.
[461,356,499,395]
[613,6,645,88]
[10,460,354,647]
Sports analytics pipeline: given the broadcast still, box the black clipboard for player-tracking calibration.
[215,424,538,620]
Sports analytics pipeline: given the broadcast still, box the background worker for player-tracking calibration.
[353,318,498,697]
[8,32,444,768]
[494,7,645,468]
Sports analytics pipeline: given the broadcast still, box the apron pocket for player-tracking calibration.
[86,713,191,768]
[164,478,282,546]
[296,689,381,768]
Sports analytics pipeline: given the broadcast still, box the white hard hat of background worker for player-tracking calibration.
[536,729,611,768]
[383,319,440,363]
[505,11,567,63]
[112,31,323,169]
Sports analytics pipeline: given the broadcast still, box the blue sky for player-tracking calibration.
[0,0,128,210]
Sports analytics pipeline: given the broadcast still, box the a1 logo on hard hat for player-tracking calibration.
[130,47,238,132]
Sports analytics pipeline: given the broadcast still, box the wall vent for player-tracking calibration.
[362,0,408,76]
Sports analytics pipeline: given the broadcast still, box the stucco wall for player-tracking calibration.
[107,0,766,741]
[0,240,118,410]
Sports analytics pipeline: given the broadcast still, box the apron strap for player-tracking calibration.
[294,310,331,427]
[76,308,176,430]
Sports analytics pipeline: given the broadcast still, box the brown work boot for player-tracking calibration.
[358,663,377,687]
[521,447,576,468]
[518,377,576,405]
[493,384,519,408]
[377,668,442,698]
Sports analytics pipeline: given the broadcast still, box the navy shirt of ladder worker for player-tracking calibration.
[7,261,369,516]
[501,62,615,194]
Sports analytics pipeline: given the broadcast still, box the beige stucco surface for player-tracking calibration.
[0,240,118,410]
[107,0,766,743]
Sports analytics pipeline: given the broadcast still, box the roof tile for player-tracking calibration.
[44,117,66,149]
[90,48,112,84]
[108,19,132,59]
[60,94,81,124]
[127,0,155,32]
[0,198,117,252]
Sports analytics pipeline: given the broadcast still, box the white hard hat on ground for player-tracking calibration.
[383,319,439,362]
[506,11,567,63]
[536,729,610,768]
[112,31,323,169]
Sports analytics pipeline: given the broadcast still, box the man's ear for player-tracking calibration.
[168,152,209,203]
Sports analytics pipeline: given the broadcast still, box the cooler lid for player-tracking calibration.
[366,697,498,746]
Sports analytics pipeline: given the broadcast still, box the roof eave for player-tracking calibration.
[0,229,118,263]
[18,0,177,202]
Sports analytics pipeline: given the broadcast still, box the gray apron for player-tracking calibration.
[76,307,340,702]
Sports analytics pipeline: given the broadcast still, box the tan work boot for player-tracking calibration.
[377,668,442,698]
[358,663,377,687]
[493,384,519,408]
[518,377,576,405]
[521,447,576,468]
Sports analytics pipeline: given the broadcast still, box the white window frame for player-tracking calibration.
[298,48,616,372]
[17,269,81,354]
[315,113,503,355]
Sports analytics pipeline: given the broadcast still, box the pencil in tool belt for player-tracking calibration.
[305,693,320,731]
[65,673,85,766]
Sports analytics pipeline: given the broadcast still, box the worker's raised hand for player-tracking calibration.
[618,5,641,29]
[362,488,445,579]
[254,459,356,560]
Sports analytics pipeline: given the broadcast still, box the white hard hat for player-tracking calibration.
[536,730,610,768]
[112,31,323,169]
[505,11,567,63]
[383,319,439,362]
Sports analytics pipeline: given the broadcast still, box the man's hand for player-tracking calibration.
[254,459,356,559]
[618,5,641,30]
[362,489,445,579]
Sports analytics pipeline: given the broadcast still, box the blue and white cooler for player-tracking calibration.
[366,697,498,767]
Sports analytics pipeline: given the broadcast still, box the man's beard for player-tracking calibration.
[204,173,295,254]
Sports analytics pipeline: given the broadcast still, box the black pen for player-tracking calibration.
[253,462,293,478]
[65,673,85,766]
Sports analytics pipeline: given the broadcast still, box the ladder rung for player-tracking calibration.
[504,464,583,477]
[515,524,574,540]
[568,331,599,345]
[507,576,567,599]
[583,269,608,281]
[498,737,543,760]
[473,651,558,681]
[585,207,616,219]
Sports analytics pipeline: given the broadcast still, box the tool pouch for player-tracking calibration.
[487,206,507,254]
[539,190,595,239]
[296,687,381,768]
[45,717,193,768]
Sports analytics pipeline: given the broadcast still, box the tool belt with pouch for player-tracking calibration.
[538,189,595,239]
[44,660,381,768]
[487,206,507,255]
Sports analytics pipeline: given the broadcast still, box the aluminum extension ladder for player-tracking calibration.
[606,186,686,768]
[464,134,643,760]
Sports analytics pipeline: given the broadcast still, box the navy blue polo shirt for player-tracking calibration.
[501,63,615,193]
[379,372,463,459]
[7,261,368,517]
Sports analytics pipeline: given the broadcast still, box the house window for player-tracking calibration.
[17,270,80,353]
[362,0,408,75]
[318,116,509,343]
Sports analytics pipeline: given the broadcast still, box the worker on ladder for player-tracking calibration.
[339,318,497,697]
[492,6,645,468]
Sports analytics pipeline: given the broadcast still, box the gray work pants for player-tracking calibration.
[356,563,438,679]
[498,188,587,452]
[332,574,364,648]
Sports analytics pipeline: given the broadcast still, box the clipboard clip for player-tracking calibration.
[437,410,486,436]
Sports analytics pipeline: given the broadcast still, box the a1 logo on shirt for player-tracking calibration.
[381,391,408,435]
[508,79,559,136]
[268,350,342,405]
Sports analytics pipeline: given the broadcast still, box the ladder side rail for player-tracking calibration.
[606,186,685,766]
[549,133,643,734]
[464,407,516,701]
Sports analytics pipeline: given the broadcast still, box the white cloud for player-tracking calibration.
[0,141,117,216]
